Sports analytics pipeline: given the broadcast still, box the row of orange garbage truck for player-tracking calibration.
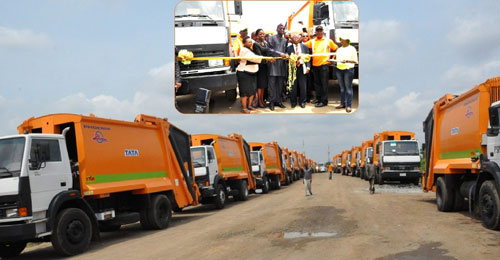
[333,76,500,231]
[0,113,316,257]
[332,131,421,186]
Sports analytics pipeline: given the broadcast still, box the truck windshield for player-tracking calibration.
[190,147,206,168]
[0,137,25,178]
[367,147,373,160]
[175,1,224,21]
[384,142,419,156]
[250,152,259,166]
[332,1,358,22]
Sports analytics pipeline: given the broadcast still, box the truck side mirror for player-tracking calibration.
[234,1,242,15]
[488,105,500,136]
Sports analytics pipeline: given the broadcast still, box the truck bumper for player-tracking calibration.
[199,187,215,198]
[0,221,36,242]
[177,71,237,95]
[381,170,421,181]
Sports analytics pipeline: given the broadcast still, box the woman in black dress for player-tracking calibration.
[236,36,262,113]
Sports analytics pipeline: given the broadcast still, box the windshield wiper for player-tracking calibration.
[175,14,216,22]
[0,167,13,178]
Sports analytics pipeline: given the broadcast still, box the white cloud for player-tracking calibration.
[0,26,51,49]
[446,2,500,59]
[361,20,414,73]
[442,60,500,93]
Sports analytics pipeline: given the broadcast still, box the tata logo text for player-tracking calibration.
[125,149,139,157]
[451,127,459,136]
[465,106,473,118]
[92,131,108,143]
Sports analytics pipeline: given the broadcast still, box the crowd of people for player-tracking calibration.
[233,23,358,114]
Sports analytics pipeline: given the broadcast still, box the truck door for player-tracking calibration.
[206,146,218,185]
[260,152,265,174]
[28,138,70,214]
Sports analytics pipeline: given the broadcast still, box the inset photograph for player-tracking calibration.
[175,0,359,114]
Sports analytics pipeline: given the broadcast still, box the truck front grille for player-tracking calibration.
[180,50,226,71]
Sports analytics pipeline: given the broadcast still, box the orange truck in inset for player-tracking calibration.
[367,131,421,185]
[360,139,374,180]
[0,113,198,257]
[422,76,500,230]
[190,133,256,209]
[249,142,288,192]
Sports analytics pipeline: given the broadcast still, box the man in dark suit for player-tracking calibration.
[286,34,311,108]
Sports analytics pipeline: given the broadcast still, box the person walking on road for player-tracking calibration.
[267,24,289,111]
[335,37,358,113]
[304,163,313,196]
[328,164,333,180]
[304,26,338,107]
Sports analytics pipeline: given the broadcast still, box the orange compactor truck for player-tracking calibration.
[0,114,199,257]
[341,149,350,175]
[290,150,301,180]
[281,147,295,183]
[190,133,256,209]
[249,142,288,191]
[366,131,421,185]
[333,154,342,173]
[422,76,500,230]
[350,146,361,177]
[359,139,374,180]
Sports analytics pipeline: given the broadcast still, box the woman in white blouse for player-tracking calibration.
[236,36,263,113]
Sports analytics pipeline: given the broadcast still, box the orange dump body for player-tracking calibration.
[249,142,286,182]
[373,131,415,167]
[17,113,198,208]
[341,150,350,168]
[360,140,374,168]
[423,77,500,192]
[350,146,360,168]
[191,133,256,191]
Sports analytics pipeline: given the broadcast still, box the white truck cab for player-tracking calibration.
[379,140,421,185]
[190,145,219,189]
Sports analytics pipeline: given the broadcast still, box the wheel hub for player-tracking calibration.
[66,220,85,244]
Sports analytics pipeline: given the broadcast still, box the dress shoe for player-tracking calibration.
[248,106,256,111]
[278,103,286,108]
[336,105,346,109]
[315,102,326,107]
[300,103,305,108]
[291,103,297,108]
[311,99,319,104]
[269,103,275,111]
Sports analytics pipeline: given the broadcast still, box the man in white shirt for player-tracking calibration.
[335,37,358,113]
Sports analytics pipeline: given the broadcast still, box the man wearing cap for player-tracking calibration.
[232,27,248,57]
[304,25,338,107]
[267,23,289,111]
[335,37,358,113]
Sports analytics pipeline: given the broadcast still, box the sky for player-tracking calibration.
[1,0,500,163]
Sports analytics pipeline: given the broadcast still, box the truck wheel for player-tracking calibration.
[275,175,281,190]
[51,208,92,256]
[0,241,27,258]
[225,89,237,103]
[214,183,227,209]
[98,222,121,232]
[262,177,270,194]
[436,177,454,212]
[237,180,249,201]
[479,180,500,230]
[147,194,172,230]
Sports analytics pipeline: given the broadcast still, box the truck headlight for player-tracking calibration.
[208,59,223,67]
[5,208,18,218]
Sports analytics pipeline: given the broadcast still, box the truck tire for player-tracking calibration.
[225,89,237,103]
[479,180,500,230]
[147,194,172,230]
[51,208,92,256]
[436,177,454,212]
[214,183,227,209]
[284,174,290,186]
[140,208,153,230]
[98,222,121,232]
[275,175,281,190]
[0,241,27,258]
[236,180,249,201]
[261,176,270,194]
[377,169,384,185]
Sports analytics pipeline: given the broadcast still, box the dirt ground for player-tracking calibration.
[20,172,500,260]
